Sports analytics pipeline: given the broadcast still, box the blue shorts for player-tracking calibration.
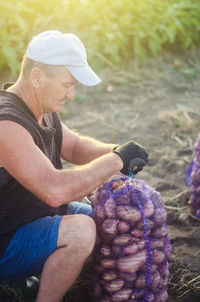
[0,201,92,281]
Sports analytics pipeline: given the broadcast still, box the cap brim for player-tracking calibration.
[66,64,101,86]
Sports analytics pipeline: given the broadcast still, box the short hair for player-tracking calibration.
[20,54,63,79]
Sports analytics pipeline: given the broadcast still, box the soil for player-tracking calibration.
[1,49,200,302]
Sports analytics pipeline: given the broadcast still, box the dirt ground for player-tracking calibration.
[1,49,200,302]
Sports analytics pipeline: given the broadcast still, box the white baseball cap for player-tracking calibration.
[26,30,101,86]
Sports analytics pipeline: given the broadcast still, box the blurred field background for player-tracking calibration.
[1,0,200,77]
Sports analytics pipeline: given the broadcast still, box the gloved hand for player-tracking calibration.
[113,140,148,175]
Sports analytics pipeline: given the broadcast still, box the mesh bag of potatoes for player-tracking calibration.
[90,175,171,302]
[186,133,200,218]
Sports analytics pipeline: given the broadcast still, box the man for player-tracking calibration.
[0,30,148,302]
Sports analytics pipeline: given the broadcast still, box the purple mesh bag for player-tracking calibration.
[90,174,171,302]
[188,133,200,218]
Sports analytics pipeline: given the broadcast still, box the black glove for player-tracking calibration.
[113,140,148,175]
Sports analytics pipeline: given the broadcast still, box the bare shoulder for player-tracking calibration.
[0,120,56,201]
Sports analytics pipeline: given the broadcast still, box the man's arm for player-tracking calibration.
[0,121,123,207]
[60,122,117,164]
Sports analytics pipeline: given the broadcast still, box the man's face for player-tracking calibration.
[38,67,78,113]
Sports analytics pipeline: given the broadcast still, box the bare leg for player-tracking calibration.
[35,214,96,302]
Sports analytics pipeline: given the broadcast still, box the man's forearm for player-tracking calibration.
[71,135,117,165]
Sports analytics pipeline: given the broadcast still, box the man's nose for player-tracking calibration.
[66,87,75,101]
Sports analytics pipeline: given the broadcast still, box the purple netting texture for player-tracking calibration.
[188,133,200,218]
[90,175,171,302]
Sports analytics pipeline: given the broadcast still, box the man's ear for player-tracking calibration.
[30,68,44,88]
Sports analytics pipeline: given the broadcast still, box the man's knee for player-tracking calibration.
[58,215,96,254]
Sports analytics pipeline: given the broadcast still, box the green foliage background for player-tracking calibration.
[1,0,200,75]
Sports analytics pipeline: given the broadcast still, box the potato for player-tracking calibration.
[102,270,117,281]
[113,234,133,246]
[101,258,115,269]
[131,229,151,237]
[103,219,118,236]
[132,287,144,298]
[112,288,132,302]
[151,226,167,238]
[93,204,105,223]
[123,240,145,255]
[104,197,116,218]
[101,245,112,257]
[153,249,165,264]
[118,221,130,233]
[155,290,168,302]
[117,250,146,273]
[118,272,136,282]
[143,199,154,218]
[104,279,125,293]
[116,194,130,205]
[148,293,155,302]
[151,270,161,291]
[117,205,141,223]
[150,238,164,249]
[111,179,124,190]
[112,245,122,256]
[94,264,105,274]
[153,208,167,226]
[98,189,110,202]
[137,218,154,230]
[135,273,146,288]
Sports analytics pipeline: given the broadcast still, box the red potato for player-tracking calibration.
[111,180,124,190]
[117,250,147,273]
[113,234,133,246]
[132,287,145,298]
[112,245,122,256]
[116,194,130,205]
[101,258,116,269]
[93,204,105,223]
[112,288,132,302]
[155,290,168,302]
[95,264,105,274]
[131,229,151,237]
[98,189,110,202]
[153,208,167,226]
[100,245,112,257]
[151,270,161,291]
[103,219,118,236]
[104,279,125,293]
[163,242,172,258]
[102,270,117,281]
[140,263,157,273]
[137,218,154,230]
[143,200,154,218]
[153,249,165,265]
[158,262,168,274]
[150,238,164,249]
[118,272,136,282]
[135,273,146,288]
[117,205,142,223]
[123,240,145,255]
[151,226,167,238]
[118,221,130,233]
[148,293,154,302]
[104,197,116,219]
